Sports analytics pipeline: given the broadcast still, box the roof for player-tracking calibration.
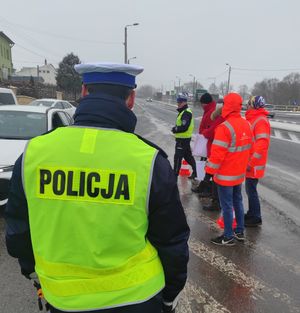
[0,32,14,45]
[0,105,50,113]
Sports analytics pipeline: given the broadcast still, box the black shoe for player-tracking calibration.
[202,199,220,211]
[211,235,236,246]
[234,231,245,242]
[245,217,262,227]
[195,180,212,197]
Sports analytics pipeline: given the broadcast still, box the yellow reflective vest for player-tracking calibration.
[23,126,165,311]
[175,108,194,138]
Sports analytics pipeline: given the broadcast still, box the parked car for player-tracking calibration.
[0,105,73,211]
[146,98,153,102]
[0,87,18,105]
[265,104,276,118]
[29,98,76,117]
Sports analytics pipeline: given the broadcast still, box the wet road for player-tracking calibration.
[0,100,299,313]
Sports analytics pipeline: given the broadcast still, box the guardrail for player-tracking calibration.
[275,105,300,111]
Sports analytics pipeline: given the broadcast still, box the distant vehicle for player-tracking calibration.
[146,98,153,102]
[0,105,73,210]
[29,98,76,117]
[0,88,18,105]
[265,104,276,118]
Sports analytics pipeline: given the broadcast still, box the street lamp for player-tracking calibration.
[124,23,139,64]
[226,63,232,94]
[128,56,137,64]
[176,76,181,92]
[189,74,196,98]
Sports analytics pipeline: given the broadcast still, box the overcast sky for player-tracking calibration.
[1,0,299,91]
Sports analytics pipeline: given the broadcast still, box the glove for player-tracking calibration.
[162,302,176,312]
[203,173,213,182]
[171,126,177,133]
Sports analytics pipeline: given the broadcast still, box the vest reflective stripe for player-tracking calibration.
[215,173,245,181]
[224,121,236,147]
[251,116,269,130]
[212,139,228,148]
[206,161,220,169]
[255,165,265,170]
[23,127,165,311]
[228,144,251,152]
[175,108,194,138]
[255,133,270,140]
[253,152,262,159]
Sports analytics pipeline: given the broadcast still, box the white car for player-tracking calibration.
[0,87,18,105]
[0,105,73,210]
[29,98,76,117]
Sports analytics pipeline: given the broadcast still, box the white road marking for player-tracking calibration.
[178,281,231,313]
[189,238,300,312]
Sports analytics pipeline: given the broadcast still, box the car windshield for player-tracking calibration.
[265,104,274,109]
[30,100,54,107]
[0,93,15,105]
[0,111,47,139]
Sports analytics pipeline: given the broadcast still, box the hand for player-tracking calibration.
[171,126,177,133]
[162,303,176,312]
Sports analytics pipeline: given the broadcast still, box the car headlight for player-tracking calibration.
[0,165,14,173]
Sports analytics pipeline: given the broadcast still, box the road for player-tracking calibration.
[0,100,299,313]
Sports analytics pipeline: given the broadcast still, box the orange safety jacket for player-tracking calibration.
[245,109,271,179]
[205,93,253,187]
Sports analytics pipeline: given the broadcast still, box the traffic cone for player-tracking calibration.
[179,159,191,176]
[217,208,237,229]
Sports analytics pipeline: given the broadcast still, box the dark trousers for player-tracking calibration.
[49,292,162,313]
[245,178,261,219]
[173,138,197,176]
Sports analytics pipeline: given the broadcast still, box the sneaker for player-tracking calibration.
[234,231,245,242]
[245,217,262,227]
[211,235,236,246]
[202,199,220,211]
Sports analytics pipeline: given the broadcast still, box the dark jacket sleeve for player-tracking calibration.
[174,111,193,133]
[5,155,35,277]
[147,152,190,302]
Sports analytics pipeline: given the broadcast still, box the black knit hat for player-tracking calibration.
[200,93,213,104]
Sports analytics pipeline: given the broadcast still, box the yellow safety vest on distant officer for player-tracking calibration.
[175,108,194,138]
[23,126,165,311]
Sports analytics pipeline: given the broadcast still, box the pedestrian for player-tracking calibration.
[172,93,197,179]
[244,96,271,227]
[191,93,224,211]
[5,62,190,313]
[204,93,253,246]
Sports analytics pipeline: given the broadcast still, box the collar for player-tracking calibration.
[177,104,188,113]
[74,92,137,133]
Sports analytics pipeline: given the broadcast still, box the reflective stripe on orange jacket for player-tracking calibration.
[245,109,271,179]
[205,116,252,186]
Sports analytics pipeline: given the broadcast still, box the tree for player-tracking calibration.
[208,83,219,94]
[136,85,156,98]
[238,84,250,100]
[56,53,82,100]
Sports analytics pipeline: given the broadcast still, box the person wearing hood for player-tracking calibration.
[5,63,189,313]
[191,93,225,211]
[204,93,253,246]
[244,96,271,227]
[172,93,197,179]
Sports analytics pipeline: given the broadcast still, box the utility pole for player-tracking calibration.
[124,23,139,64]
[226,63,231,94]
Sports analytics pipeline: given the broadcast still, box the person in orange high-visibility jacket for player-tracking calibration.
[244,96,271,227]
[205,93,253,246]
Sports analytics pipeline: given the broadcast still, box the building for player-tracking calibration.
[15,60,57,85]
[0,31,14,81]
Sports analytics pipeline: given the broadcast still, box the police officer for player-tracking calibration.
[5,63,190,313]
[172,93,197,179]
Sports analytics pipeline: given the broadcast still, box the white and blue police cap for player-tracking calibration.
[74,62,144,88]
[177,92,189,103]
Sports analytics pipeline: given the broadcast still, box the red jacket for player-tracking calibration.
[198,101,225,157]
[205,94,253,186]
[245,109,271,178]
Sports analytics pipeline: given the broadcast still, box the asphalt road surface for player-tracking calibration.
[0,100,299,313]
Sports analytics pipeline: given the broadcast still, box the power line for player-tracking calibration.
[232,67,300,72]
[0,15,121,45]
